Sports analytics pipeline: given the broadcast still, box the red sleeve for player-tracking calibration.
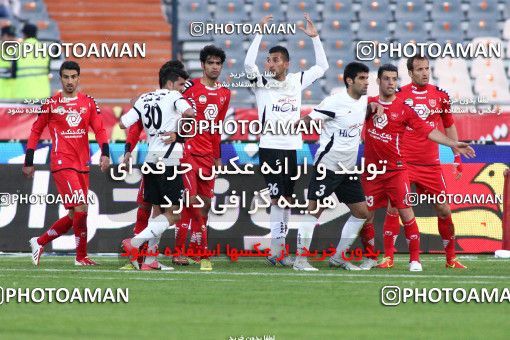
[213,90,230,159]
[26,103,50,150]
[125,120,143,152]
[404,103,434,136]
[88,98,108,146]
[439,89,454,128]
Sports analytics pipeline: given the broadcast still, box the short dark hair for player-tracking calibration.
[406,55,429,71]
[268,45,290,61]
[343,62,369,87]
[377,64,398,79]
[59,61,80,77]
[159,61,189,88]
[199,45,226,64]
[1,25,16,37]
[22,23,37,38]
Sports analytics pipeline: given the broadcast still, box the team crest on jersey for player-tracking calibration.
[199,95,207,104]
[429,99,437,107]
[404,98,413,106]
[80,107,87,115]
[390,112,399,120]
[373,113,388,129]
[220,96,225,105]
[66,111,82,127]
[204,103,218,120]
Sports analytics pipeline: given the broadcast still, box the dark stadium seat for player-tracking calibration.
[250,0,285,23]
[431,0,464,21]
[429,20,463,43]
[394,0,427,20]
[359,0,392,21]
[467,0,499,20]
[214,0,248,21]
[287,0,320,21]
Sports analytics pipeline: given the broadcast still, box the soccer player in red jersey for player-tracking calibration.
[360,64,475,271]
[379,55,467,269]
[175,45,231,271]
[24,61,110,266]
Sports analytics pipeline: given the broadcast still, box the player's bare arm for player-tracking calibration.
[427,129,476,158]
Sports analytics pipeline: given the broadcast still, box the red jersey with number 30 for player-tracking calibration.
[364,96,435,172]
[397,83,454,166]
[182,78,230,162]
[26,92,108,172]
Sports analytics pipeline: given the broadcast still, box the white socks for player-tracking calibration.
[296,214,317,260]
[269,205,286,258]
[131,218,170,248]
[334,215,366,260]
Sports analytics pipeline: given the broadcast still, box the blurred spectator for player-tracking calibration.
[0,0,20,19]
[0,25,16,99]
[14,23,50,100]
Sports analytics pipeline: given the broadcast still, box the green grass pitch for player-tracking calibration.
[0,254,509,339]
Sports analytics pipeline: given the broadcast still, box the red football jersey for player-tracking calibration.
[125,120,144,153]
[26,92,108,172]
[397,83,454,166]
[182,78,231,161]
[364,96,435,172]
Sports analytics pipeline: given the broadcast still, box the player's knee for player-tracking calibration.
[74,204,88,213]
[436,204,451,218]
[67,210,74,219]
[168,213,180,225]
[352,209,370,220]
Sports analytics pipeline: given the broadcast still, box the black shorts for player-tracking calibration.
[259,148,297,199]
[143,164,184,206]
[307,166,365,204]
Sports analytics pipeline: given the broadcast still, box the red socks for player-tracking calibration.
[403,218,420,262]
[360,223,378,259]
[133,203,151,235]
[383,212,400,259]
[73,211,88,260]
[189,208,208,259]
[175,206,192,254]
[438,215,456,261]
[37,215,73,246]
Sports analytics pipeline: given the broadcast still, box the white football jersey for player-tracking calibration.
[121,89,191,166]
[309,89,367,172]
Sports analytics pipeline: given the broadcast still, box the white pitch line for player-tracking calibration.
[1,267,510,280]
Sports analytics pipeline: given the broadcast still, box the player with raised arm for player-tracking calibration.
[378,55,466,269]
[120,61,195,271]
[173,45,231,271]
[244,13,329,266]
[292,62,383,271]
[360,64,475,271]
[25,61,110,266]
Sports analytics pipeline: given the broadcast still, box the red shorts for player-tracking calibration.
[362,170,411,211]
[181,154,215,198]
[52,169,89,209]
[136,177,146,204]
[407,163,447,196]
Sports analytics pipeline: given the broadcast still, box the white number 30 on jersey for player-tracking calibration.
[204,104,218,120]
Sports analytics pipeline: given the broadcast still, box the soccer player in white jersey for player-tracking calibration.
[292,62,381,271]
[244,14,329,266]
[119,61,195,270]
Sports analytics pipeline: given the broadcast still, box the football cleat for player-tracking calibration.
[266,256,295,267]
[119,263,137,270]
[293,259,319,271]
[141,260,174,271]
[328,257,361,270]
[446,258,467,269]
[409,261,423,272]
[200,259,213,271]
[172,256,190,266]
[359,258,378,270]
[29,237,43,266]
[377,256,394,269]
[121,238,140,269]
[75,257,99,266]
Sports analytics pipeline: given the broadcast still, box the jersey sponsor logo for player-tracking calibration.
[199,95,207,104]
[373,112,388,129]
[66,111,82,127]
[338,126,362,138]
[204,103,218,120]
[272,103,298,113]
[413,103,430,120]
